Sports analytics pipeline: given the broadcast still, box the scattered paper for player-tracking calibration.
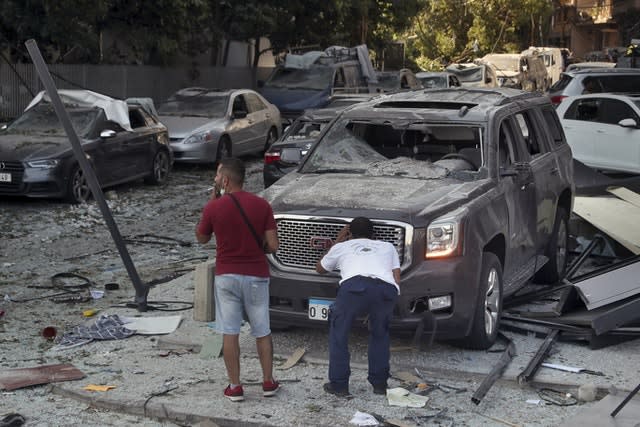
[349,411,379,426]
[526,399,542,405]
[386,387,429,408]
[120,315,182,335]
[83,384,116,392]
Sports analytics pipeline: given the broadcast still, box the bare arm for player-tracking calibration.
[316,225,350,274]
[263,229,279,254]
[195,222,211,244]
[392,268,401,286]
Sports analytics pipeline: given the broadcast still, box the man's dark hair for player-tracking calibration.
[350,217,374,239]
[219,157,245,185]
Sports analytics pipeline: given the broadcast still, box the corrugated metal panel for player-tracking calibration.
[0,64,265,122]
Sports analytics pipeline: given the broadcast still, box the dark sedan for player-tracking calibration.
[0,90,172,203]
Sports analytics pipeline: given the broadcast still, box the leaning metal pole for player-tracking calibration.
[25,39,149,311]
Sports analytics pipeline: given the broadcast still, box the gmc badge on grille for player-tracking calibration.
[309,236,333,250]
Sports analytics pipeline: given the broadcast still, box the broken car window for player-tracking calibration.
[7,104,99,138]
[157,93,228,118]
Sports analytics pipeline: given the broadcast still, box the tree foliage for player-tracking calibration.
[0,0,552,68]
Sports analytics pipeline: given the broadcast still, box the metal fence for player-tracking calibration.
[0,63,273,121]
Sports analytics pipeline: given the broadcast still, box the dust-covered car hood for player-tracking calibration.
[262,170,489,219]
[158,116,226,140]
[0,134,72,162]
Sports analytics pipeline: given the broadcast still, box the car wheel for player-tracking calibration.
[215,136,231,164]
[144,149,170,185]
[264,127,278,152]
[462,252,503,350]
[66,165,92,204]
[534,207,568,284]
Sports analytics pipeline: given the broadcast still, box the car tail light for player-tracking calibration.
[264,151,281,165]
[550,95,567,105]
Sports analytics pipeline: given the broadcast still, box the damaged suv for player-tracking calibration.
[262,88,574,349]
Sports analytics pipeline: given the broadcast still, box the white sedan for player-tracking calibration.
[555,93,640,174]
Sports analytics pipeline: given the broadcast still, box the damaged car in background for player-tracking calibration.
[158,87,281,164]
[0,90,172,203]
[263,88,574,349]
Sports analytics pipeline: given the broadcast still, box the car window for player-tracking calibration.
[244,93,266,113]
[564,98,599,121]
[498,121,516,167]
[232,95,248,114]
[549,74,572,91]
[599,99,639,124]
[129,109,147,129]
[540,107,566,147]
[600,75,640,93]
[513,111,547,156]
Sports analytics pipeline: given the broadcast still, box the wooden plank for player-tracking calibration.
[193,260,215,322]
[608,187,640,208]
[278,347,306,370]
[573,196,640,254]
[0,364,85,391]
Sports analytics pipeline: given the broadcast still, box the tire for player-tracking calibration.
[215,135,231,164]
[66,165,92,204]
[534,207,568,284]
[463,252,503,350]
[144,149,170,185]
[264,126,278,153]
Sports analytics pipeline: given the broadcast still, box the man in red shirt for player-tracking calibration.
[196,157,280,402]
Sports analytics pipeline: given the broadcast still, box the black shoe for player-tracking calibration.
[323,382,351,397]
[372,383,388,395]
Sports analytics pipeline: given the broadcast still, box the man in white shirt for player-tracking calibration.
[316,217,401,397]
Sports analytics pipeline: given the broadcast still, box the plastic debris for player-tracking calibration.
[386,387,430,408]
[349,411,379,426]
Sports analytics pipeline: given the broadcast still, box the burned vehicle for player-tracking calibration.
[0,90,171,203]
[262,88,574,349]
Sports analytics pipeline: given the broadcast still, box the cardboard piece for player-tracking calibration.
[120,315,183,335]
[278,347,306,370]
[199,334,223,359]
[0,364,85,391]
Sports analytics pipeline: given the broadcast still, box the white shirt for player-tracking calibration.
[320,238,400,293]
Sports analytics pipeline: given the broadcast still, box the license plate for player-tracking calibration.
[308,298,333,321]
[0,173,11,183]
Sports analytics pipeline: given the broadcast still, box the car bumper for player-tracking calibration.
[268,252,482,339]
[170,142,217,163]
[0,164,66,199]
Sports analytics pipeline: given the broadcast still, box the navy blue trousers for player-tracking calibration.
[328,275,398,391]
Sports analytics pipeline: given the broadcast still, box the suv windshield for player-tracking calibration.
[302,117,484,180]
[264,65,334,90]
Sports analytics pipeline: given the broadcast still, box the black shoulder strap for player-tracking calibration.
[227,193,263,250]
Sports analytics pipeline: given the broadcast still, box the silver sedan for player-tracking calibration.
[158,87,281,163]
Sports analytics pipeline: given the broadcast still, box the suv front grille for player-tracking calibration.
[274,218,406,270]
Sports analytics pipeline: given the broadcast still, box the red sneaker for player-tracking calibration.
[262,379,280,397]
[224,384,244,402]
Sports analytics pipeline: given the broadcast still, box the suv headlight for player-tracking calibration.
[183,131,214,144]
[426,218,463,259]
[26,159,60,169]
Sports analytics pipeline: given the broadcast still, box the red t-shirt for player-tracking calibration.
[197,190,276,277]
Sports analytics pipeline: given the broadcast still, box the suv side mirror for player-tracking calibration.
[500,161,533,179]
[618,118,638,128]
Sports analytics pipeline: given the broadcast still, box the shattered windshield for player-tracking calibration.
[446,65,484,83]
[158,94,228,117]
[302,118,484,180]
[7,104,99,137]
[264,65,334,90]
[285,119,329,141]
[419,76,447,89]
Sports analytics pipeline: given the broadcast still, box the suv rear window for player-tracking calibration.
[598,75,640,93]
[549,74,572,91]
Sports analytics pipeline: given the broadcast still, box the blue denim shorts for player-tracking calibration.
[214,274,271,337]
